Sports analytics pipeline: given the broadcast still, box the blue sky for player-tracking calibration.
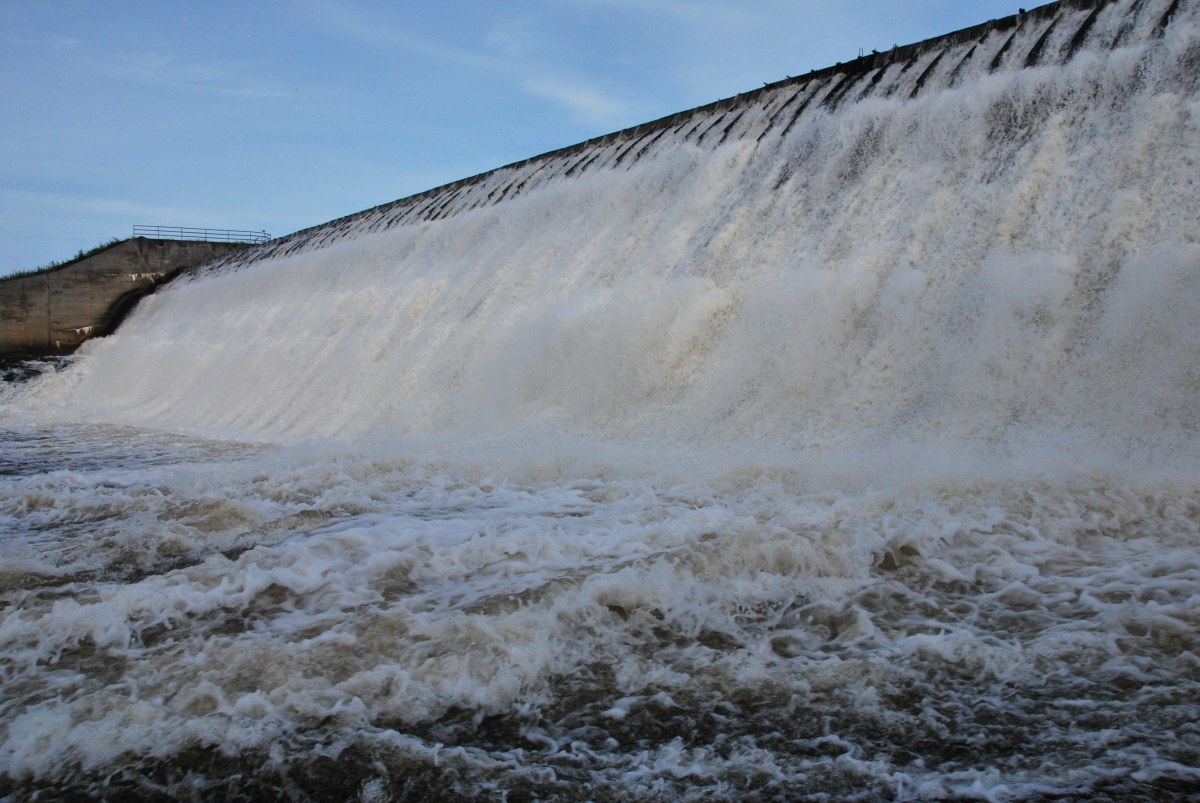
[1,0,1022,276]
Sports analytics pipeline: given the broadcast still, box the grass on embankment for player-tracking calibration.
[2,237,124,282]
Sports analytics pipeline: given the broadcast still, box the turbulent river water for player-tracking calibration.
[3,1,1200,799]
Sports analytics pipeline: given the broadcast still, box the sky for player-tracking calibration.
[1,0,1025,276]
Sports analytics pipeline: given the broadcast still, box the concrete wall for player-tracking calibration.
[0,238,250,357]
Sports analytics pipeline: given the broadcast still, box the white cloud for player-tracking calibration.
[485,16,539,58]
[297,0,504,73]
[562,0,763,29]
[100,52,291,100]
[521,75,628,127]
[46,34,82,49]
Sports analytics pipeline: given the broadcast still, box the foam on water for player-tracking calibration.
[2,438,1198,799]
[3,0,1200,798]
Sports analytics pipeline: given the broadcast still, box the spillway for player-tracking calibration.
[20,0,1198,467]
[3,0,1199,799]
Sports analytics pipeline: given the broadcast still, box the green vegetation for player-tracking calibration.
[3,237,125,281]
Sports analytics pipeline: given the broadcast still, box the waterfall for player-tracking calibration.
[23,0,1195,478]
[5,3,1200,799]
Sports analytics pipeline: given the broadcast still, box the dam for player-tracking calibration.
[60,0,1197,449]
[2,0,1198,799]
[204,0,1187,273]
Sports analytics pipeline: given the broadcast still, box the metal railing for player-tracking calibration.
[133,225,271,244]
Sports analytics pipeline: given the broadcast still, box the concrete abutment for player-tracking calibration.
[0,238,251,358]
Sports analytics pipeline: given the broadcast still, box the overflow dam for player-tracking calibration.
[4,0,1200,799]
[208,0,1189,273]
[44,0,1198,449]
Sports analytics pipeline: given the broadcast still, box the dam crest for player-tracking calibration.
[210,0,1185,273]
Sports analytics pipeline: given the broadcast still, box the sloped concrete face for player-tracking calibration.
[0,238,251,357]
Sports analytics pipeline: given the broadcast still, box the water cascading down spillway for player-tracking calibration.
[3,0,1199,800]
[41,0,1199,456]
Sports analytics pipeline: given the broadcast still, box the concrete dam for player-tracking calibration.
[205,0,1190,274]
[5,0,1189,357]
[4,0,1200,799]
[30,0,1196,448]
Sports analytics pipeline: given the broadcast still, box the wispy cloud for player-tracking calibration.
[45,34,82,49]
[297,0,505,73]
[521,75,629,127]
[300,2,635,130]
[99,52,291,100]
[549,0,848,105]
[562,0,763,30]
[485,15,539,59]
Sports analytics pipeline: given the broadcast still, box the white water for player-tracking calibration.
[24,6,1200,470]
[3,1,1200,799]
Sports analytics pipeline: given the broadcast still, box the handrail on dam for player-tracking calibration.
[132,225,271,244]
